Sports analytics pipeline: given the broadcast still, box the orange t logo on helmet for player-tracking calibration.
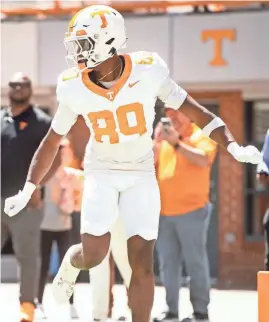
[68,9,84,32]
[91,10,111,28]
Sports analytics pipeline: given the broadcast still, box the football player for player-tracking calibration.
[4,5,262,322]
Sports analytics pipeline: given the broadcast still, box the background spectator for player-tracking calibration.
[36,138,83,319]
[154,110,217,322]
[1,72,60,322]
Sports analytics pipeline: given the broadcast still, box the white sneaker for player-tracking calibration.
[70,304,79,319]
[35,303,46,319]
[52,245,80,303]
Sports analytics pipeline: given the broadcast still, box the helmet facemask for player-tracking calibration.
[65,36,100,70]
[65,36,127,71]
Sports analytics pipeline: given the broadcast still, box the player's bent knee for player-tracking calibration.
[81,233,110,269]
[132,252,154,273]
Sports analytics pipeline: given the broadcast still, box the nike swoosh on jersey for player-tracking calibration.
[128,80,140,88]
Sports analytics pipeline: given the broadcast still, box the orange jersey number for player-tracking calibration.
[88,103,147,144]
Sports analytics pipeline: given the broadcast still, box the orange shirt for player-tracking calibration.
[156,124,217,215]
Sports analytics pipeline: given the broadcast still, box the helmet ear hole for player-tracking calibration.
[105,38,115,45]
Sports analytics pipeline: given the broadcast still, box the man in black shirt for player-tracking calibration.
[1,72,60,322]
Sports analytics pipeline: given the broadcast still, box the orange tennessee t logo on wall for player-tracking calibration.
[91,10,111,28]
[201,29,236,67]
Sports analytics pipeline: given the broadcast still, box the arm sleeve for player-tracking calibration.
[51,72,79,135]
[152,53,188,109]
[157,76,188,110]
[51,103,78,136]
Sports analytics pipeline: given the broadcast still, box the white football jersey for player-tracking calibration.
[52,51,187,171]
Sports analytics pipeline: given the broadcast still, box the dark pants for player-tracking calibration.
[1,199,43,304]
[156,203,212,315]
[38,230,73,304]
[264,209,269,271]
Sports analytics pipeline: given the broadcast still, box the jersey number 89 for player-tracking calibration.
[88,103,147,144]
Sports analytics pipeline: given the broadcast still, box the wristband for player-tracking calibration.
[22,182,36,196]
[202,117,226,137]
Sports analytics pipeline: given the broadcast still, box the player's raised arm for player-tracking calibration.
[179,94,235,148]
[27,128,62,186]
[4,102,78,217]
[157,75,262,165]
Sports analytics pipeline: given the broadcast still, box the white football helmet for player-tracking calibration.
[64,5,127,69]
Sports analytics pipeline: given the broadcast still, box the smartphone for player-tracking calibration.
[161,117,171,133]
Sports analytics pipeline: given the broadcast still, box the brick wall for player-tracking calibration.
[218,93,263,288]
[192,91,264,289]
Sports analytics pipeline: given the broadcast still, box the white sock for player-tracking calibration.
[62,245,81,278]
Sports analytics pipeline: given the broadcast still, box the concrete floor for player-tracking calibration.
[0,283,258,322]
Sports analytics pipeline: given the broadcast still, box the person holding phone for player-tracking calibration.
[154,109,217,322]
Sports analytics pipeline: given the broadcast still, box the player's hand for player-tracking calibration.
[4,182,36,217]
[4,191,31,217]
[242,145,263,164]
[228,143,262,164]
